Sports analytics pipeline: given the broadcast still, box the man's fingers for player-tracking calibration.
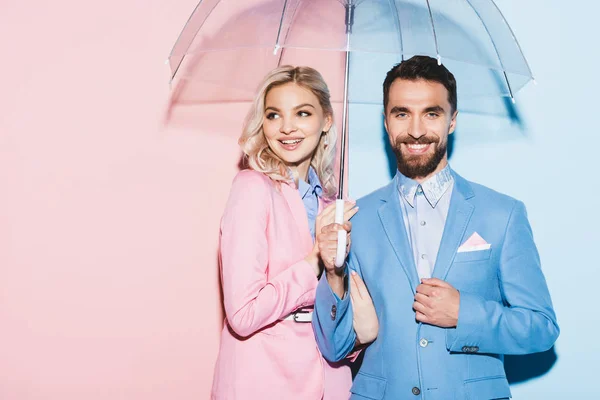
[415,311,429,324]
[416,283,436,297]
[414,293,433,308]
[413,301,428,315]
[421,278,452,288]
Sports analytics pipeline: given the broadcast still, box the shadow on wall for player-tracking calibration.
[504,347,558,384]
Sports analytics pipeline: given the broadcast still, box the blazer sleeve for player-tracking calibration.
[220,171,318,338]
[446,200,560,355]
[312,252,359,362]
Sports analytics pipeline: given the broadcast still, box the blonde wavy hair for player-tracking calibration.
[238,65,338,200]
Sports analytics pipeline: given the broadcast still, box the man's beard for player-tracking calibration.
[392,135,447,179]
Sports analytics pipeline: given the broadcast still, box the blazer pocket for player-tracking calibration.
[454,248,492,263]
[464,375,511,400]
[350,372,387,400]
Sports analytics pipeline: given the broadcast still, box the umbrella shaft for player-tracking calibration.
[338,44,351,199]
[345,3,355,34]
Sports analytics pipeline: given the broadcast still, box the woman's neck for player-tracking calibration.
[288,160,311,183]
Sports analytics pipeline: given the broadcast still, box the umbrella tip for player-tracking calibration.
[273,45,280,56]
[511,96,516,104]
[533,78,538,86]
[164,59,169,65]
[437,55,442,65]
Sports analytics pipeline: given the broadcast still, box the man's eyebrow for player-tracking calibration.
[424,106,445,114]
[389,106,410,115]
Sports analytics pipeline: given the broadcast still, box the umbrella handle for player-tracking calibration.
[334,199,347,268]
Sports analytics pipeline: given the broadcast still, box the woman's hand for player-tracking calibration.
[305,200,357,277]
[350,271,379,346]
[316,201,358,273]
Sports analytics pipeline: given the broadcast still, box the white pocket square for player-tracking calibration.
[457,232,491,253]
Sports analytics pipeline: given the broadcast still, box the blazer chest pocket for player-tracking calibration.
[350,372,387,399]
[454,248,492,263]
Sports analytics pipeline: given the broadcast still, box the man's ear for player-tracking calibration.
[449,110,458,134]
[383,111,389,133]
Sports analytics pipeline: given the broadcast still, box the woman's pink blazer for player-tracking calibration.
[211,170,352,400]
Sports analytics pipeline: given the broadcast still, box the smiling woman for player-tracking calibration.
[210,66,375,400]
[239,66,337,198]
[262,83,332,184]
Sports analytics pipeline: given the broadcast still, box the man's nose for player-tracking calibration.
[408,118,426,139]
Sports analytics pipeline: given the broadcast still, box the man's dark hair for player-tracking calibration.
[383,55,457,113]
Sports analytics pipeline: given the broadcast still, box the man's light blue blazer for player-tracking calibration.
[312,170,559,400]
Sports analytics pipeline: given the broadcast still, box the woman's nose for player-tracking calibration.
[279,117,297,134]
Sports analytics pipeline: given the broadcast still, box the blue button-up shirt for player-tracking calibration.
[397,166,454,280]
[298,167,323,241]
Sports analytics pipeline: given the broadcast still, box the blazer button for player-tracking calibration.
[330,305,337,320]
[412,387,421,395]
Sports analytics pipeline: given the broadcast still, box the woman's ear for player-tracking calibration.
[324,113,333,133]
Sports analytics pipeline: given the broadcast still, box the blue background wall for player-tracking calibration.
[348,1,598,398]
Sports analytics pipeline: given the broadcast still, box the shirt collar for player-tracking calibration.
[297,167,323,199]
[397,165,453,208]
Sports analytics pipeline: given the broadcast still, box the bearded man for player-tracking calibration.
[312,55,559,400]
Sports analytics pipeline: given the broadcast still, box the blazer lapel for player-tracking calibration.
[377,179,420,293]
[432,172,475,280]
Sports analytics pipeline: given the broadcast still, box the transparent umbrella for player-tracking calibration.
[167,0,533,265]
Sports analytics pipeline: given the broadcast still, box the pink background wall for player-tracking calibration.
[0,1,237,398]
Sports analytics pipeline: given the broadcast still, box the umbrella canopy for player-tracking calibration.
[166,0,534,195]
[168,0,533,104]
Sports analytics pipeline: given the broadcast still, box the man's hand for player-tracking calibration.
[350,271,379,345]
[413,278,460,328]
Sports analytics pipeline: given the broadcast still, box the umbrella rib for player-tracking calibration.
[276,0,303,66]
[168,0,222,82]
[488,0,535,81]
[424,0,441,65]
[273,0,290,55]
[491,0,535,82]
[465,0,515,102]
[387,0,405,60]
